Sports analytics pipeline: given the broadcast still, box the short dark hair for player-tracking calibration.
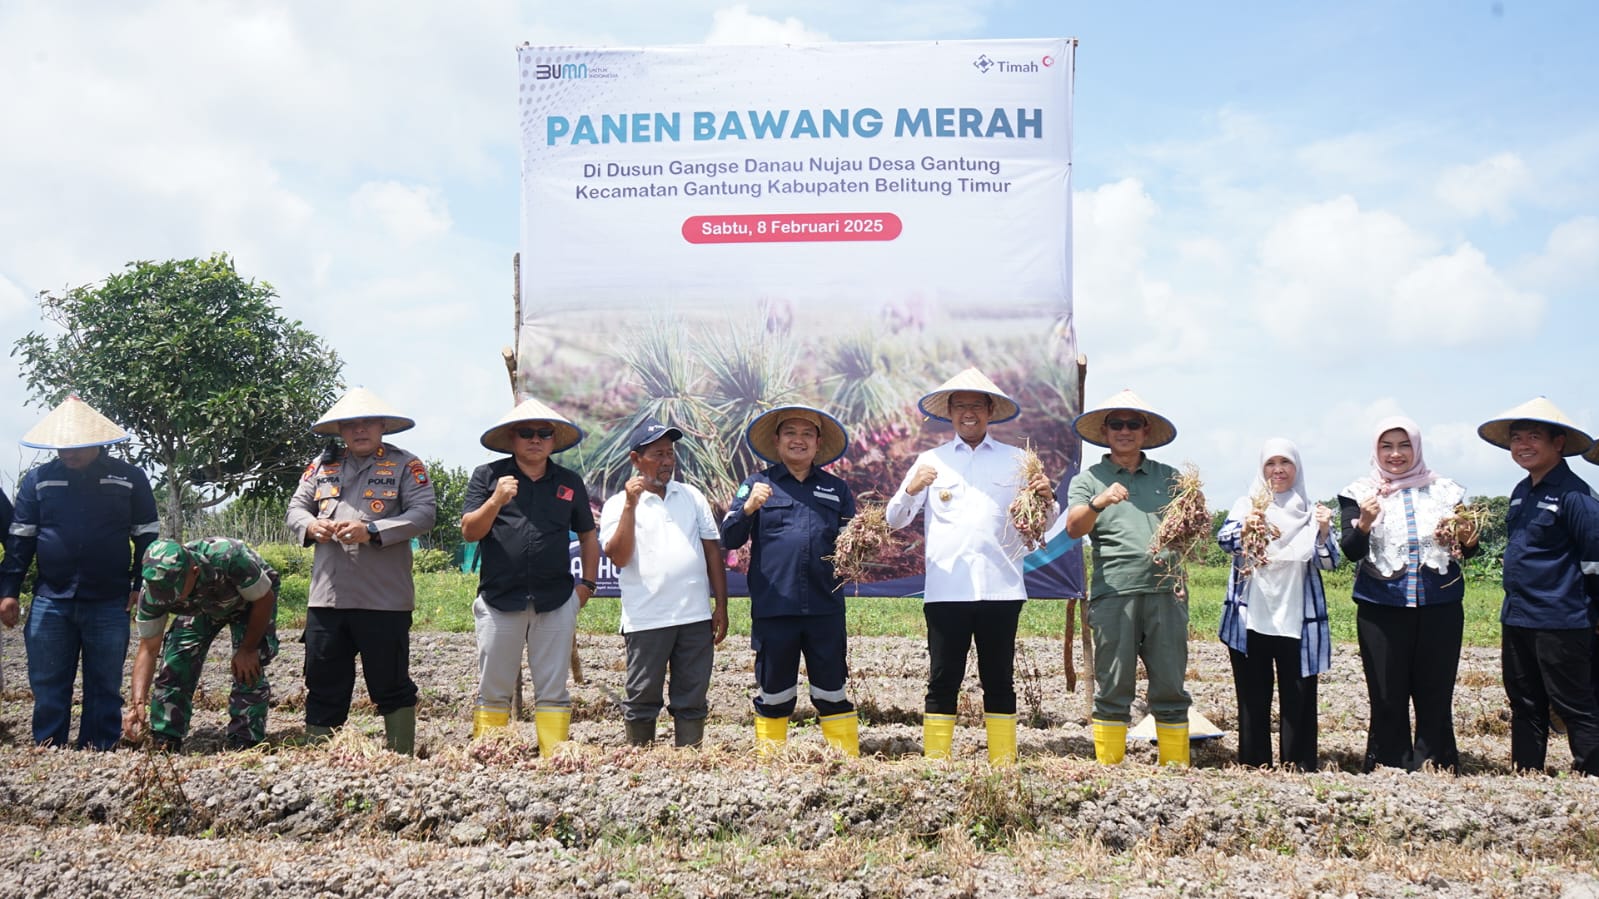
[1509,419,1566,440]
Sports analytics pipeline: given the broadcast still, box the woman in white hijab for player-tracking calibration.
[1218,438,1338,771]
[1337,416,1476,773]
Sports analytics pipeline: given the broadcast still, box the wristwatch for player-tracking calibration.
[579,578,597,591]
[1087,497,1105,513]
[365,521,382,545]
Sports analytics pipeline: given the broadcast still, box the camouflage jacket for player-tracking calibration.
[135,537,278,639]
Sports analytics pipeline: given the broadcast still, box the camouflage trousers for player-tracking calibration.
[150,613,280,746]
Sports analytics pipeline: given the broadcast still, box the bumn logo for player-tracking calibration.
[972,54,994,74]
[536,62,588,80]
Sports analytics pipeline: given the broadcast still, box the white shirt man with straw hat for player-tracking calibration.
[462,397,599,756]
[286,387,437,755]
[885,368,1058,765]
[0,396,160,749]
[1478,396,1599,775]
[1066,389,1193,767]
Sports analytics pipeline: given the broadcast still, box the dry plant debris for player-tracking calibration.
[1150,463,1209,593]
[825,500,893,586]
[1434,502,1490,559]
[1238,485,1281,577]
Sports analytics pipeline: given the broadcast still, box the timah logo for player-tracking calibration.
[971,54,1039,74]
[972,54,994,73]
[536,62,588,80]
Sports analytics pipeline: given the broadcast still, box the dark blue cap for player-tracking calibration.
[628,416,684,452]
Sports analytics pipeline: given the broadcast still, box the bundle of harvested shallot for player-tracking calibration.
[1434,502,1490,559]
[1238,484,1282,577]
[1008,446,1053,553]
[825,501,893,585]
[1149,464,1210,589]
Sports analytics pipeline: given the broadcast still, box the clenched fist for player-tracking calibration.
[492,475,519,507]
[623,475,645,508]
[906,464,938,496]
[743,481,773,516]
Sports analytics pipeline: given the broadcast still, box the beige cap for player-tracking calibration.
[480,397,584,454]
[917,367,1020,424]
[20,396,131,450]
[1477,396,1594,457]
[746,406,849,467]
[1073,389,1177,449]
[311,387,416,436]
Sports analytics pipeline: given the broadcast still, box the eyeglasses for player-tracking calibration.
[1104,419,1145,431]
[515,427,557,440]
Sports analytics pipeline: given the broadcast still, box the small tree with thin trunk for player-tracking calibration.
[12,254,344,538]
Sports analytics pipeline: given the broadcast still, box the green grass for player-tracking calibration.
[274,564,1508,646]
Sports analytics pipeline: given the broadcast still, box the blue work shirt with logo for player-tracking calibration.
[1502,459,1599,631]
[0,453,161,602]
[720,464,856,618]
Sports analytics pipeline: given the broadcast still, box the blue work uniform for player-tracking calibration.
[1501,459,1599,774]
[0,451,160,749]
[721,464,856,718]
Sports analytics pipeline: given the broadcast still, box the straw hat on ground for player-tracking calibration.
[480,397,584,454]
[746,405,849,467]
[917,367,1020,424]
[20,395,131,450]
[1477,396,1594,457]
[1074,389,1177,449]
[311,387,416,436]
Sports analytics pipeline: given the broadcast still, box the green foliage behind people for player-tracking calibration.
[12,254,345,538]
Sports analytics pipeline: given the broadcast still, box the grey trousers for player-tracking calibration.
[623,619,715,722]
[474,593,577,712]
[1090,591,1192,724]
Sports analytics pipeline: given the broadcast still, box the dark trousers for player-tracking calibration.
[923,600,1023,715]
[1356,601,1462,772]
[623,620,715,722]
[751,613,852,718]
[1502,623,1599,775]
[302,607,418,726]
[1228,630,1318,771]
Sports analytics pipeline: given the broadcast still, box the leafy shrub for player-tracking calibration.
[258,543,313,577]
[412,548,453,573]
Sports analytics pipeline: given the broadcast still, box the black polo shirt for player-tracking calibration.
[464,457,595,613]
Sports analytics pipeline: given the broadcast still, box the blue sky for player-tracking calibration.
[2,1,1595,508]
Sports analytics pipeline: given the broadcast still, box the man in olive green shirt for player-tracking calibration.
[1066,389,1192,766]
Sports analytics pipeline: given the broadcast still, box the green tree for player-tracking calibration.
[422,458,471,563]
[12,254,344,538]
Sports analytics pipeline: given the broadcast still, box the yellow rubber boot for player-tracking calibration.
[818,712,860,758]
[1156,720,1191,767]
[754,715,789,759]
[471,705,510,740]
[534,706,571,757]
[923,713,956,760]
[1092,719,1127,765]
[985,713,1018,766]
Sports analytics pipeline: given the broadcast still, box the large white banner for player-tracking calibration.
[515,39,1082,597]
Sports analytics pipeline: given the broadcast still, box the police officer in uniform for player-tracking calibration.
[286,388,437,754]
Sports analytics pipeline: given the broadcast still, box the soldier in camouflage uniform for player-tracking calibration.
[123,537,280,751]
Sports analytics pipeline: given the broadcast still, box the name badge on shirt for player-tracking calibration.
[813,486,840,503]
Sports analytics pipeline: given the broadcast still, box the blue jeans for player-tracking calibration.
[24,595,130,749]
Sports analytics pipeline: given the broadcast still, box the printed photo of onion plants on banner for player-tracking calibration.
[515,39,1084,598]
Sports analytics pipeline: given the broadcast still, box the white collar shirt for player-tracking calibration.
[598,481,719,632]
[885,434,1059,602]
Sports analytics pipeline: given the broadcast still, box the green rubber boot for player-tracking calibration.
[384,707,416,756]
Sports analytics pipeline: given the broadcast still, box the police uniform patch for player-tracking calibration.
[300,461,317,481]
[375,446,387,458]
[381,490,397,498]
[408,459,429,486]
[375,469,395,478]
[370,499,386,514]
[363,489,375,498]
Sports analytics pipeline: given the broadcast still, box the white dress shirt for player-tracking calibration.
[599,481,719,632]
[885,434,1060,602]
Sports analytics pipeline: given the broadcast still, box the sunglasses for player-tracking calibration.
[515,427,557,440]
[1104,419,1145,431]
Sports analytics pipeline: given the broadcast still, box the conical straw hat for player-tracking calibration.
[917,367,1020,424]
[745,405,850,467]
[311,387,415,436]
[1073,389,1178,449]
[20,395,130,449]
[1477,396,1593,456]
[480,397,584,454]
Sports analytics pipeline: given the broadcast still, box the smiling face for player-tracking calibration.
[338,417,384,458]
[776,418,819,470]
[631,436,677,493]
[1263,455,1297,493]
[1103,410,1148,457]
[1508,421,1564,478]
[1376,428,1414,477]
[949,391,993,445]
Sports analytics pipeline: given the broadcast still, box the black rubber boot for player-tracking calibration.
[625,718,657,746]
[673,716,705,748]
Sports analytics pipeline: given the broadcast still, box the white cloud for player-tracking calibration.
[349,182,453,244]
[1435,152,1530,220]
[1254,195,1541,345]
[0,274,25,322]
[1517,216,1599,293]
[705,4,831,44]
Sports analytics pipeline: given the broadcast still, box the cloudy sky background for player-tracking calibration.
[2,0,1595,509]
